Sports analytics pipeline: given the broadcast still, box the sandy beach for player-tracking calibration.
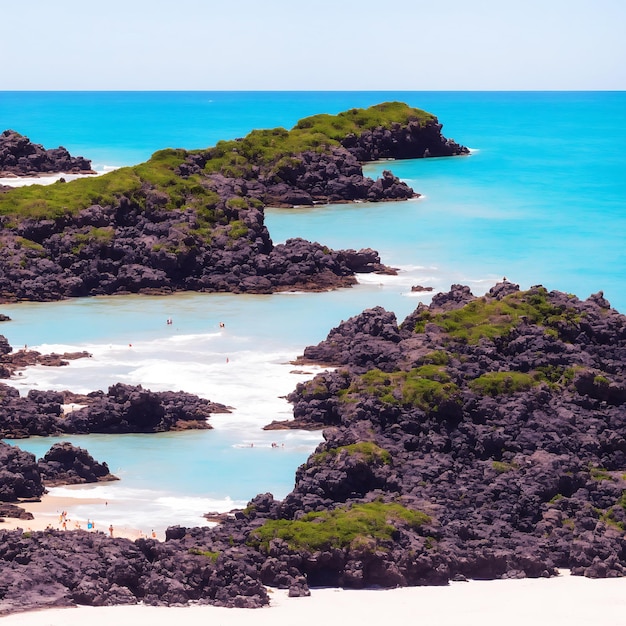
[2,571,626,626]
[0,493,155,540]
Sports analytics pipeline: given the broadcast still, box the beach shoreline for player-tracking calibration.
[3,571,626,625]
[0,492,155,540]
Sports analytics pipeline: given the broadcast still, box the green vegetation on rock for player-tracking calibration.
[248,501,430,552]
[412,287,585,344]
[204,102,434,178]
[491,460,519,473]
[188,548,220,562]
[0,102,433,225]
[312,442,392,466]
[340,365,460,412]
[293,101,435,141]
[0,150,218,221]
[469,371,540,396]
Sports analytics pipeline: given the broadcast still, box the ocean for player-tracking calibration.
[1,91,625,534]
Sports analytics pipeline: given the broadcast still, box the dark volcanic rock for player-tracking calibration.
[0,130,95,177]
[342,118,469,161]
[0,343,92,379]
[0,103,465,303]
[271,283,626,584]
[38,442,118,486]
[259,147,416,206]
[297,306,403,372]
[62,383,229,434]
[0,378,230,438]
[0,528,270,615]
[7,283,626,613]
[0,502,33,520]
[0,442,44,501]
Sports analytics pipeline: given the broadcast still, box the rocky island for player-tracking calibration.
[0,102,467,301]
[3,282,626,614]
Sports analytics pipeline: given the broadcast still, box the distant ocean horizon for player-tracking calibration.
[1,91,625,533]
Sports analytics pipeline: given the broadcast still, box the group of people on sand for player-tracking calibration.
[57,510,98,532]
[53,513,159,540]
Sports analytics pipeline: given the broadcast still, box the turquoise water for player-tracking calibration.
[1,91,625,531]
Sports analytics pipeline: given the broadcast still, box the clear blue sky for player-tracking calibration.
[3,0,625,90]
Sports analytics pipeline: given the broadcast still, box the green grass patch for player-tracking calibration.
[469,371,540,396]
[228,219,249,239]
[204,102,434,176]
[417,350,450,366]
[590,466,614,482]
[15,237,44,252]
[293,101,435,141]
[412,288,585,344]
[248,501,430,552]
[0,102,435,225]
[340,365,460,412]
[534,365,579,388]
[0,149,218,221]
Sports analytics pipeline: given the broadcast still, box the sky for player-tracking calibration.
[2,0,625,90]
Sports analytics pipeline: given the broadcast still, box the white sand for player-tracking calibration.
[1,493,151,540]
[3,571,626,625]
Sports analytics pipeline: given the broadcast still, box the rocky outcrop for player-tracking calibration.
[0,102,466,303]
[0,386,63,439]
[0,207,395,301]
[0,502,33,520]
[0,440,117,503]
[62,383,230,434]
[0,345,92,378]
[0,380,230,438]
[0,442,44,502]
[38,442,118,486]
[0,527,270,616]
[273,283,626,584]
[0,130,95,177]
[341,118,469,161]
[259,150,414,206]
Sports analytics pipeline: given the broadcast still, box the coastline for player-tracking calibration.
[3,571,626,625]
[0,492,157,540]
[0,95,621,623]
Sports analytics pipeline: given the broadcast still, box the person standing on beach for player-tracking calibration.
[108,524,114,537]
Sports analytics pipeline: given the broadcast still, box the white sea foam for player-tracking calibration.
[0,172,102,187]
[46,484,247,533]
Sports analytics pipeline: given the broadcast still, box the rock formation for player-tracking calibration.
[0,102,466,302]
[38,442,118,486]
[0,130,95,177]
[0,381,230,439]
